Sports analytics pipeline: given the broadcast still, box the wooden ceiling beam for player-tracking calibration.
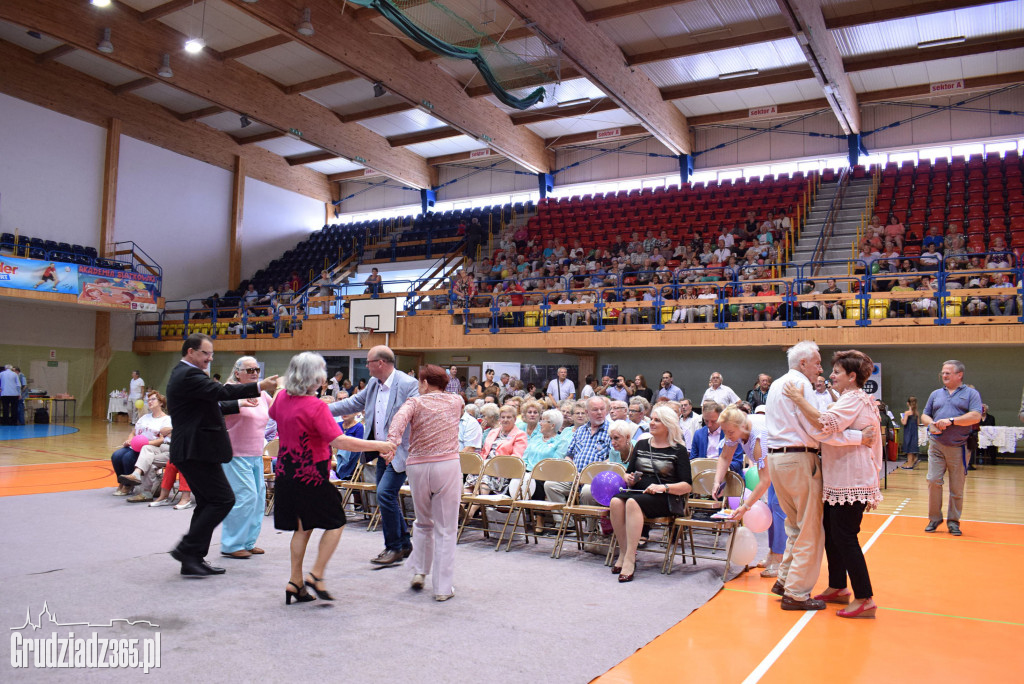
[219,34,292,61]
[328,169,380,182]
[582,0,697,23]
[110,77,155,95]
[286,150,338,166]
[177,105,227,122]
[626,27,794,66]
[338,102,416,124]
[510,97,619,125]
[227,0,552,174]
[35,44,75,63]
[660,66,814,101]
[825,0,1004,30]
[776,0,861,134]
[138,0,195,23]
[499,0,692,154]
[0,38,331,201]
[465,67,580,98]
[388,127,463,148]
[845,36,1024,73]
[232,130,287,145]
[687,99,831,126]
[1,0,433,188]
[283,71,361,95]
[426,149,503,166]
[545,124,649,148]
[413,26,537,61]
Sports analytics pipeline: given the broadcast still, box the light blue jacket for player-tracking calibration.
[328,370,419,471]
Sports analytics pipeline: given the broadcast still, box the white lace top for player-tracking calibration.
[812,389,883,507]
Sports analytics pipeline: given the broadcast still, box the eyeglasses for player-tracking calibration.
[628,407,643,413]
[241,368,260,375]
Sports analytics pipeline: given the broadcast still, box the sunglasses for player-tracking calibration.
[241,368,260,375]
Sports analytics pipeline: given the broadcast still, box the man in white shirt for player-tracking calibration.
[546,366,576,402]
[128,370,146,424]
[702,372,740,407]
[764,341,873,610]
[328,372,343,396]
[0,364,22,426]
[458,406,483,451]
[678,398,702,452]
[812,376,836,412]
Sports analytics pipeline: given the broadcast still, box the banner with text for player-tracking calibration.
[78,265,160,311]
[0,256,79,295]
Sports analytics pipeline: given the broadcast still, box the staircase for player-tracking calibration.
[792,176,875,277]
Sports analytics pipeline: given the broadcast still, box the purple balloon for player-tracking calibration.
[591,470,626,506]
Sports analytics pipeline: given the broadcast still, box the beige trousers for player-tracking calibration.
[768,451,824,602]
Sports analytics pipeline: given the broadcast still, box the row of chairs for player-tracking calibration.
[321,449,754,579]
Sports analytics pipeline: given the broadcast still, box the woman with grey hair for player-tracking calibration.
[269,352,394,604]
[509,409,568,529]
[220,356,275,559]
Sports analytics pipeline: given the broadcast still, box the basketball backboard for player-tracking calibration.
[349,298,397,334]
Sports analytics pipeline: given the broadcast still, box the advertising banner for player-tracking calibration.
[77,265,160,312]
[0,256,79,294]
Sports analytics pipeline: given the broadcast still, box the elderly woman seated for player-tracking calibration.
[507,409,570,532]
[464,403,528,518]
[111,390,172,500]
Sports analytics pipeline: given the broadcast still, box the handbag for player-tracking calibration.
[654,471,688,517]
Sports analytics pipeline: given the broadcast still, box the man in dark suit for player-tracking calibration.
[167,334,278,576]
[329,345,418,566]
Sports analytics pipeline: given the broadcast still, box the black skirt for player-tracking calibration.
[612,491,671,518]
[274,460,346,531]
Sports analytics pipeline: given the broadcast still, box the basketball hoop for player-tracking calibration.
[355,326,375,348]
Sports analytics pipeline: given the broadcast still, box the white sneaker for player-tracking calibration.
[149,499,173,507]
[411,574,425,590]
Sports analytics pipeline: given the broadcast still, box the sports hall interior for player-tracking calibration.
[1,1,1023,682]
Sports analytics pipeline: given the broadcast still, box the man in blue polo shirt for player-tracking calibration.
[921,360,982,537]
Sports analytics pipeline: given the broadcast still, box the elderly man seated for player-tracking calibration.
[544,396,612,526]
[628,397,651,440]
[459,403,483,452]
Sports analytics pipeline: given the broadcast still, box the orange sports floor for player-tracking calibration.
[2,421,1023,682]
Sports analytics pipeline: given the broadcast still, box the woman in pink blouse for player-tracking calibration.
[271,352,393,604]
[220,356,275,559]
[784,350,882,619]
[387,365,465,601]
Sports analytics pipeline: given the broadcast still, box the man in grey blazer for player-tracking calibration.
[329,345,418,566]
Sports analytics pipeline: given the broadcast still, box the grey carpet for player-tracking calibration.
[0,489,733,683]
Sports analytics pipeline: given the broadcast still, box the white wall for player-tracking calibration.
[240,177,325,280]
[115,136,233,301]
[0,300,134,351]
[0,93,105,246]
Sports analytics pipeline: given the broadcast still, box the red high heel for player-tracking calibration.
[836,601,877,619]
[814,588,852,604]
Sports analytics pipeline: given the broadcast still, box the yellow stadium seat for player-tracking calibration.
[869,299,889,320]
[524,311,538,327]
[661,309,672,323]
[845,299,860,319]
[945,296,962,318]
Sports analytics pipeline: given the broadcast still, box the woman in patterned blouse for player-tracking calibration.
[387,365,465,601]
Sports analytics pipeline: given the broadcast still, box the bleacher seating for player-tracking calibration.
[0,232,125,270]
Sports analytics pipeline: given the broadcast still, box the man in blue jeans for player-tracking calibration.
[329,346,418,565]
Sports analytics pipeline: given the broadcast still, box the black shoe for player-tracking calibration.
[286,581,315,605]
[304,572,334,600]
[371,549,404,566]
[402,546,413,559]
[771,580,785,597]
[947,521,962,536]
[179,558,225,576]
[924,521,941,533]
[781,595,826,611]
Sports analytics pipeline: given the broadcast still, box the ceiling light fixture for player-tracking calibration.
[373,81,386,98]
[718,69,759,80]
[296,8,314,37]
[97,27,114,54]
[91,0,112,7]
[557,97,591,108]
[157,53,173,78]
[917,36,966,49]
[240,115,252,128]
[185,0,208,54]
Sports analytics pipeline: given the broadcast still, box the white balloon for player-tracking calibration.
[743,501,773,533]
[730,526,758,567]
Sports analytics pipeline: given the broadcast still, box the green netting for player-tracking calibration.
[348,0,547,110]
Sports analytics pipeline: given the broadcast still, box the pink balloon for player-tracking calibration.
[743,501,772,534]
[130,435,150,452]
[731,527,758,567]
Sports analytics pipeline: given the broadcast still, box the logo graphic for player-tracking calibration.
[10,603,161,673]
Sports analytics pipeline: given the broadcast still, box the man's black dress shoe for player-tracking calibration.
[771,580,785,597]
[371,549,404,566]
[924,520,941,532]
[402,546,413,559]
[947,521,962,536]
[172,549,225,575]
[781,595,826,611]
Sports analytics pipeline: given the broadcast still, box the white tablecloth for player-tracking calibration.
[918,425,1024,454]
[107,397,130,421]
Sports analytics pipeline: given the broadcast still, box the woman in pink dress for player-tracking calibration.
[271,352,393,604]
[387,365,465,601]
[220,356,274,559]
[783,349,882,619]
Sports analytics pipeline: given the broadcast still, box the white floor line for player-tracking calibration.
[741,513,897,684]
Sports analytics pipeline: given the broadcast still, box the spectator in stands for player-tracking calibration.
[657,371,684,402]
[546,396,611,526]
[991,274,1017,316]
[618,290,640,325]
[965,276,990,316]
[670,285,697,323]
[922,226,944,251]
[698,244,715,265]
[631,375,653,403]
[463,217,485,260]
[945,233,967,267]
[820,279,844,320]
[774,208,791,237]
[911,275,938,317]
[703,373,740,407]
[465,404,527,514]
[884,215,905,249]
[713,237,732,263]
[606,376,630,402]
[890,276,917,317]
[696,285,717,321]
[899,259,918,275]
[547,367,575,403]
[987,236,1012,269]
[747,374,772,410]
[364,267,383,295]
[743,210,760,240]
[690,400,725,460]
[879,240,901,273]
[919,243,943,271]
[317,270,332,297]
[608,398,628,423]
